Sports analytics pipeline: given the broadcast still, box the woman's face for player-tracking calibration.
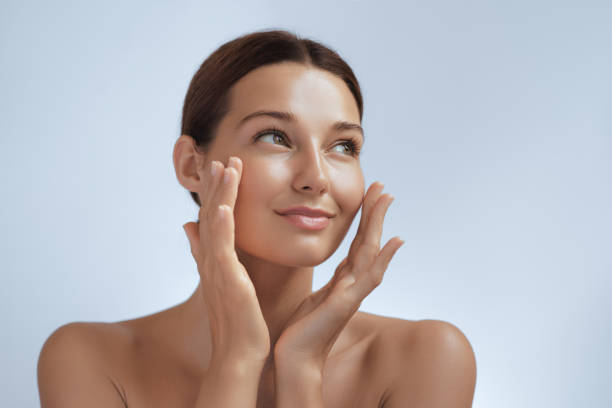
[204,61,365,267]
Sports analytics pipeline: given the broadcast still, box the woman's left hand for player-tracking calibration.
[273,181,404,372]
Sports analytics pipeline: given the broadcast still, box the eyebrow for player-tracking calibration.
[236,110,365,141]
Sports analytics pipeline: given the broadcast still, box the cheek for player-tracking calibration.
[332,168,365,216]
[232,159,287,232]
[230,159,364,264]
[234,160,286,210]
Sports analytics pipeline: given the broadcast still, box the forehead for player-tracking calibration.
[224,62,360,125]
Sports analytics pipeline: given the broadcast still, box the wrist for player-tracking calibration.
[208,355,267,377]
[274,362,324,407]
[274,349,325,374]
[197,355,266,407]
[274,357,323,383]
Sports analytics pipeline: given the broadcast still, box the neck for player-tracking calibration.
[237,248,315,348]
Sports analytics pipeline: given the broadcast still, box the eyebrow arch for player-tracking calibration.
[236,110,365,141]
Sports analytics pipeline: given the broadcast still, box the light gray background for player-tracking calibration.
[2,0,610,406]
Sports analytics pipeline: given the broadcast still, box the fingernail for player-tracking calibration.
[224,168,230,183]
[229,156,241,170]
[210,161,217,176]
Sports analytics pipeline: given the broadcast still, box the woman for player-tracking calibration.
[37,30,476,407]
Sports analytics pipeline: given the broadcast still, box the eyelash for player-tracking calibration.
[254,127,362,157]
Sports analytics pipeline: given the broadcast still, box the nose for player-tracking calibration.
[291,140,330,195]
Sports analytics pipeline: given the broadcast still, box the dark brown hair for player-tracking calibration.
[180,29,363,206]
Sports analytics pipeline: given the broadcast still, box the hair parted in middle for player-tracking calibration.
[179,29,364,207]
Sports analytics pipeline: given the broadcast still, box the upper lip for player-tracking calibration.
[276,206,335,218]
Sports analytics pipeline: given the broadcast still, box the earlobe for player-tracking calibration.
[173,135,206,194]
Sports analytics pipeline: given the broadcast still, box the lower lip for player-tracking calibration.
[280,214,330,230]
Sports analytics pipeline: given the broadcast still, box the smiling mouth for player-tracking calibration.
[278,213,330,231]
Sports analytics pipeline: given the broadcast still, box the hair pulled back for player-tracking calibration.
[180,29,363,206]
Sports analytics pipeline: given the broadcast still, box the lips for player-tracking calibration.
[278,213,331,231]
[275,206,334,231]
[275,206,334,218]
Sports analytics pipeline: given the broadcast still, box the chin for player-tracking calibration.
[281,253,331,268]
[235,215,345,267]
[238,241,335,268]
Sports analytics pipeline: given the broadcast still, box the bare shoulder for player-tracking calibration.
[37,321,131,407]
[39,321,134,364]
[370,317,477,407]
[379,318,475,356]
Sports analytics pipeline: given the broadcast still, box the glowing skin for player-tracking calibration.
[36,61,476,408]
[225,63,364,269]
[173,61,365,370]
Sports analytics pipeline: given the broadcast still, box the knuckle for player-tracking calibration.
[368,270,383,286]
[332,289,360,314]
[222,167,232,181]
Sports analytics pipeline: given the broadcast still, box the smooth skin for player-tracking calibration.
[183,157,271,368]
[37,62,477,407]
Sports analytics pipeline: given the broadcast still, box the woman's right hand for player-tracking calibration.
[182,156,271,367]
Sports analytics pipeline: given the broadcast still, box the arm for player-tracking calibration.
[384,320,477,408]
[274,358,324,408]
[193,357,265,407]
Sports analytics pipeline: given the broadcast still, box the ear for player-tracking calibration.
[173,135,207,199]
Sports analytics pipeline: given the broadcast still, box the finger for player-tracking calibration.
[361,193,394,250]
[348,237,404,299]
[347,182,384,259]
[215,204,240,267]
[210,157,242,273]
[214,202,255,295]
[196,160,223,252]
[370,237,404,286]
[349,189,391,265]
[183,221,201,262]
[202,160,223,223]
[375,237,404,273]
[320,256,350,295]
[357,182,384,235]
[218,156,243,212]
[350,193,394,284]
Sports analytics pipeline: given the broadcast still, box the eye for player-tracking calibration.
[332,139,361,157]
[254,128,362,157]
[254,128,290,147]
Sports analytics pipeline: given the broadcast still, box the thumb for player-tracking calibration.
[183,222,200,260]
